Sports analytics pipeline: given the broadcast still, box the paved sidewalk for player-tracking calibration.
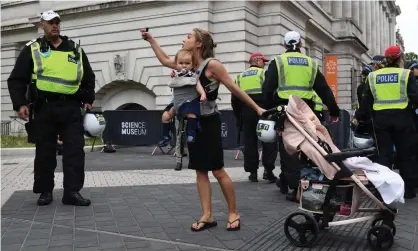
[1,147,417,251]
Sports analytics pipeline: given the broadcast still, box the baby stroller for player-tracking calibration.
[260,95,404,251]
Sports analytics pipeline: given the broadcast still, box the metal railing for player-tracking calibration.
[1,121,11,136]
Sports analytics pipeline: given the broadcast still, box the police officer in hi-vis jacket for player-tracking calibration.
[232,53,278,183]
[7,10,95,206]
[355,46,418,199]
[263,31,340,202]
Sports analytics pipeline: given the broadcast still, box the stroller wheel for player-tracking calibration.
[371,218,396,236]
[367,225,394,251]
[284,212,319,247]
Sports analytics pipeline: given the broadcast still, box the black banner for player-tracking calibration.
[219,110,240,149]
[102,110,163,146]
[102,109,351,150]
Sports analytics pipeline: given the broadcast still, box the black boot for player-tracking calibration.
[276,179,289,194]
[37,192,53,206]
[175,162,182,171]
[286,190,299,203]
[62,192,91,206]
[263,170,277,183]
[248,172,258,182]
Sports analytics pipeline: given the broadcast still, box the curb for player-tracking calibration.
[1,145,105,157]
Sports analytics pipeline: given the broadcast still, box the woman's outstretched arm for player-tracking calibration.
[208,60,265,116]
[140,29,178,70]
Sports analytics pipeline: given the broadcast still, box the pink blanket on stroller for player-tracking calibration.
[282,95,340,180]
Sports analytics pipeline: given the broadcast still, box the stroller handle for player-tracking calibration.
[261,105,287,119]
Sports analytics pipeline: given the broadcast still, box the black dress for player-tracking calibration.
[187,60,224,171]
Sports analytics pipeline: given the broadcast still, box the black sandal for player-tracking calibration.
[191,220,217,232]
[227,218,241,231]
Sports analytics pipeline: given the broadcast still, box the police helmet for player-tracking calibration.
[83,108,106,138]
[256,120,277,143]
[353,133,374,149]
[405,60,418,70]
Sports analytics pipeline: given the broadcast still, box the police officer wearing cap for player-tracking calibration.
[7,10,95,206]
[263,31,340,202]
[231,53,278,183]
[355,46,418,199]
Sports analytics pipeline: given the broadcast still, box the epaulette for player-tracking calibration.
[25,39,37,46]
[68,39,80,47]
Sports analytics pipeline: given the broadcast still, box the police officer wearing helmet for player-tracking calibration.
[231,53,278,183]
[263,31,340,202]
[355,46,418,199]
[7,10,95,206]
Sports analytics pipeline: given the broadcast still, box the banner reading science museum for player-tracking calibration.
[102,110,241,149]
[102,110,163,146]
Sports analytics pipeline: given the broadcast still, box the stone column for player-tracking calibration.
[390,15,396,45]
[380,3,384,55]
[311,42,324,72]
[366,0,372,54]
[343,0,352,18]
[374,1,380,56]
[332,1,342,18]
[319,1,332,15]
[384,13,389,50]
[352,1,360,26]
[360,0,367,44]
[371,1,377,56]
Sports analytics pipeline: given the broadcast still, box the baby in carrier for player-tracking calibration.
[158,49,206,146]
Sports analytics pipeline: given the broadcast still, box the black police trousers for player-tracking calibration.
[373,110,417,190]
[242,104,278,173]
[278,111,325,190]
[33,99,85,194]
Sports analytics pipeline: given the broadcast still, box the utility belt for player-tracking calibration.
[275,96,315,109]
[36,90,79,103]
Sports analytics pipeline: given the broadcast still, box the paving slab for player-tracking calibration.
[2,147,418,250]
[54,147,279,172]
[2,182,417,251]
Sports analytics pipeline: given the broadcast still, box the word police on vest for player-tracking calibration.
[121,122,147,136]
[287,57,309,66]
[221,122,228,138]
[376,73,399,84]
[242,70,258,77]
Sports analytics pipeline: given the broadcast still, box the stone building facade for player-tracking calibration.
[1,1,401,128]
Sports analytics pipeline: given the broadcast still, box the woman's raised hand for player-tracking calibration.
[140,28,154,42]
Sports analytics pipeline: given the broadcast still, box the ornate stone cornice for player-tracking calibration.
[1,1,164,32]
